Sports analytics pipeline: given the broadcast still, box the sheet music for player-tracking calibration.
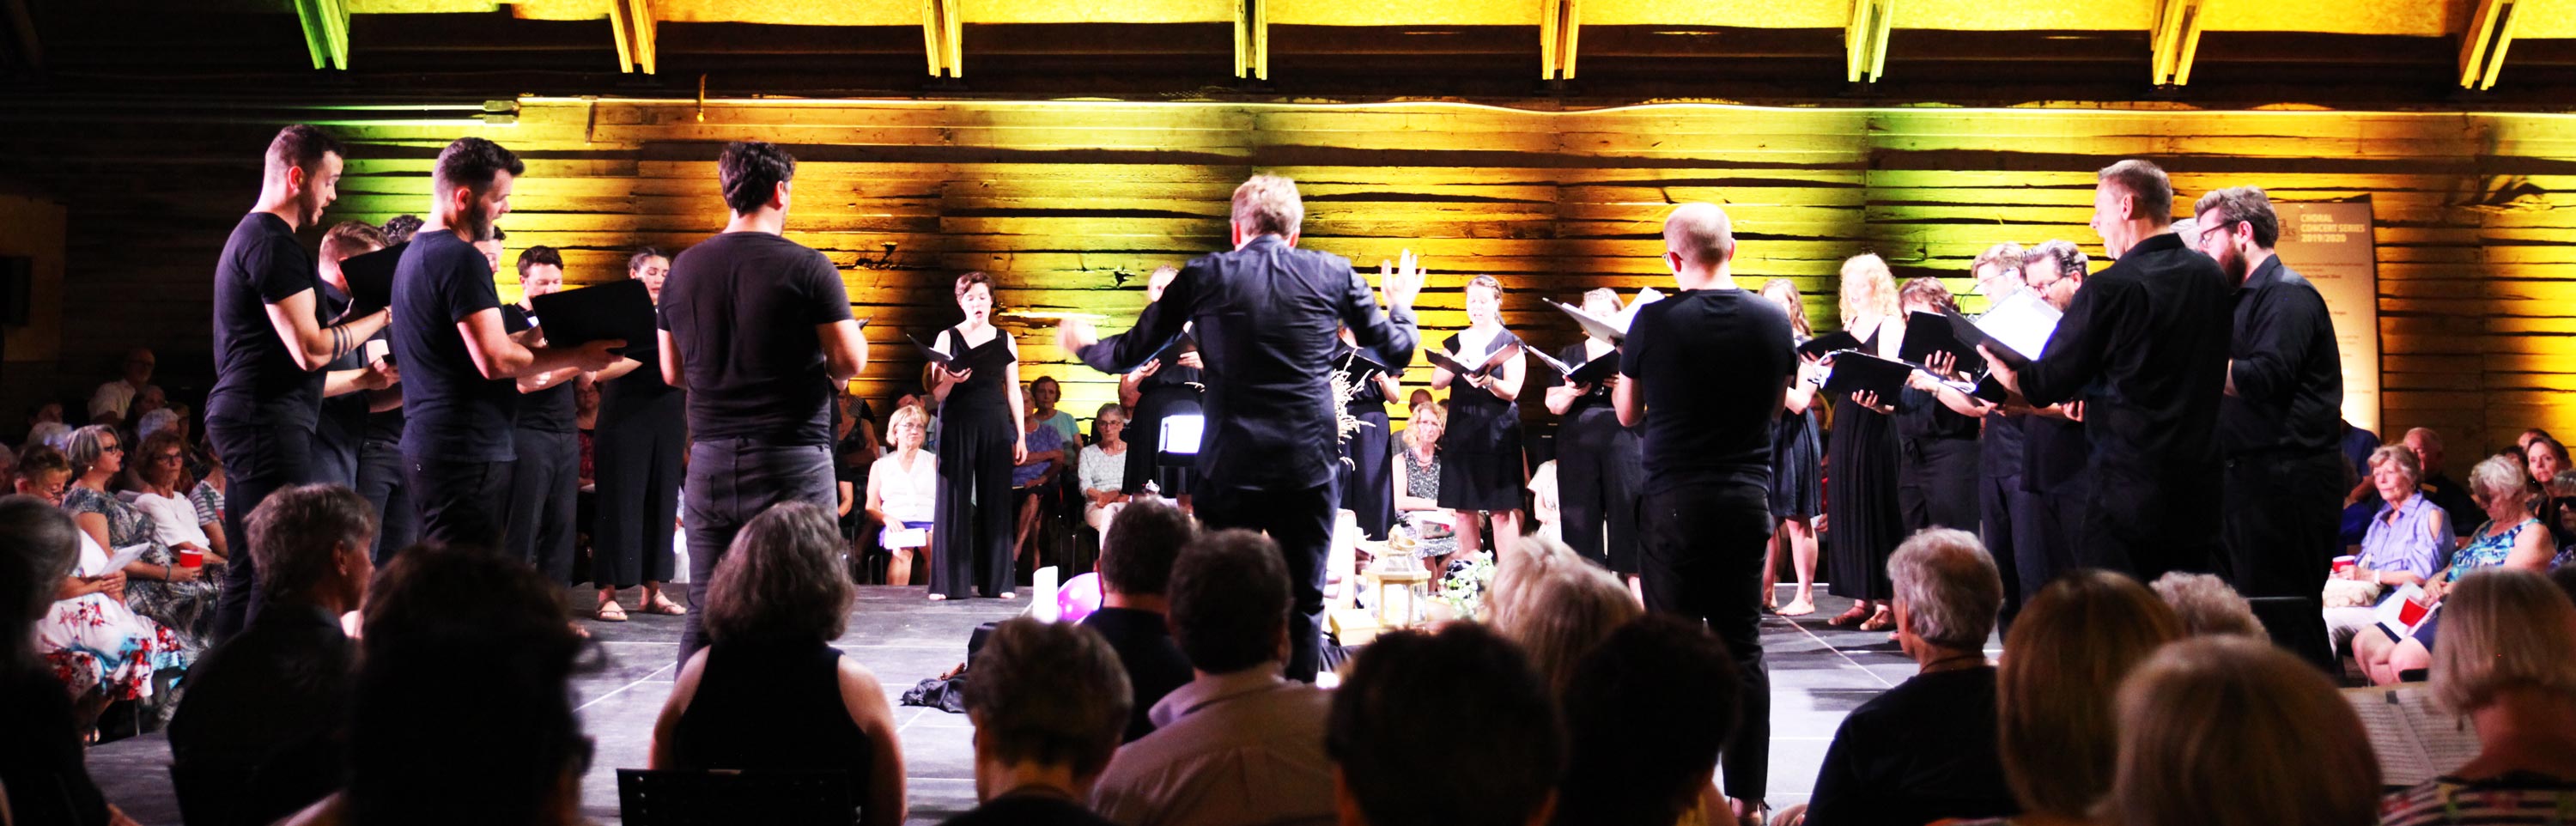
[2342,686,2481,787]
[1977,290,2063,362]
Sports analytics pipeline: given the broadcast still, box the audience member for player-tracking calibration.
[2105,637,2380,826]
[1552,615,1740,826]
[1795,528,2014,826]
[2356,453,2554,684]
[2147,572,2264,639]
[283,544,592,826]
[2379,568,2576,824]
[1078,404,1132,536]
[34,446,185,731]
[1,495,137,826]
[1030,376,1081,446]
[88,348,159,426]
[167,484,375,826]
[1077,498,1195,743]
[1327,623,1563,826]
[12,444,67,503]
[865,404,937,586]
[65,425,218,653]
[1392,402,1458,568]
[649,501,906,826]
[1092,530,1334,826]
[1485,535,1639,696]
[2404,428,2481,538]
[945,617,1128,826]
[2323,445,2452,655]
[124,429,225,567]
[1012,403,1069,562]
[1961,570,2183,826]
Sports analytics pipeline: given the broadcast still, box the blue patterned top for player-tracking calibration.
[2449,518,2540,578]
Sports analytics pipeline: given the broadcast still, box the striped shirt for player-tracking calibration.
[2380,774,2576,825]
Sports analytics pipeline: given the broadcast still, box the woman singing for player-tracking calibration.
[1117,266,1203,507]
[1893,277,1982,536]
[1432,274,1528,565]
[589,249,687,623]
[1825,254,1905,631]
[1544,288,1644,583]
[927,271,1028,601]
[1336,325,1403,541]
[1759,280,1824,616]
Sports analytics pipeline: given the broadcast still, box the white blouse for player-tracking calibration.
[871,450,938,525]
[133,490,211,549]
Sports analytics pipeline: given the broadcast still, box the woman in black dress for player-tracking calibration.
[928,270,1028,601]
[1117,266,1202,508]
[590,249,687,623]
[1433,275,1529,564]
[1893,277,1983,536]
[1336,325,1402,541]
[1760,280,1825,616]
[1543,288,1643,580]
[1826,254,1905,631]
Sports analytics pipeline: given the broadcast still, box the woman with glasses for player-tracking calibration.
[1078,403,1134,537]
[123,429,227,570]
[64,424,221,654]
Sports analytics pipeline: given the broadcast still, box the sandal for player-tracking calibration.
[639,594,688,616]
[593,601,629,623]
[1859,608,1895,632]
[927,593,947,602]
[1826,604,1870,628]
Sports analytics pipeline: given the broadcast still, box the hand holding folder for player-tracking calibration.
[1524,347,1619,386]
[526,279,656,352]
[1426,341,1521,379]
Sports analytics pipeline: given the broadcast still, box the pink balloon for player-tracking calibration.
[1057,572,1103,623]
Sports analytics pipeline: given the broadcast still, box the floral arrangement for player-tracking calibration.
[1430,551,1497,621]
[1329,364,1376,468]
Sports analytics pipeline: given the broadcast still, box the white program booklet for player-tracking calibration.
[2342,685,2482,787]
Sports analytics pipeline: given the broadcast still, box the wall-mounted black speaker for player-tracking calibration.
[0,257,28,327]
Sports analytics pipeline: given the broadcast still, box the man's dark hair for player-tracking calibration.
[2192,185,2282,249]
[629,247,670,274]
[1329,623,1564,826]
[433,137,525,197]
[718,140,797,215]
[246,483,377,603]
[380,215,423,246]
[515,245,563,276]
[1167,529,1291,674]
[962,617,1131,779]
[1552,615,1740,826]
[1098,498,1194,598]
[2098,159,2175,225]
[266,125,347,176]
[352,543,588,826]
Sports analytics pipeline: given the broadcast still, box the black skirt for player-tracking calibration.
[1826,404,1904,601]
[1339,404,1395,540]
[1770,406,1824,520]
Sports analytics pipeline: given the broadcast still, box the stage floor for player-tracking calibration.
[88,584,1955,825]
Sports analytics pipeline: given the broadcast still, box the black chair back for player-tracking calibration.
[616,768,857,826]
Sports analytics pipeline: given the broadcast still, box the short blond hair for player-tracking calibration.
[1486,536,1641,695]
[1838,253,1899,327]
[2148,572,2266,639]
[1971,242,2027,276]
[1230,173,1303,238]
[2108,636,2380,826]
[1404,403,1445,450]
[2467,453,2527,502]
[2432,568,2576,714]
[887,403,928,434]
[1997,570,2183,819]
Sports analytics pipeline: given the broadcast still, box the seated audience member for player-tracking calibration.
[2324,446,2453,656]
[2379,568,2576,824]
[648,501,907,826]
[88,348,159,426]
[945,617,1128,826]
[27,442,187,726]
[1077,498,1195,743]
[167,484,374,826]
[64,425,218,652]
[282,544,592,826]
[2148,572,2265,639]
[2404,428,2481,538]
[1,495,136,826]
[2356,454,2555,685]
[1012,406,1070,561]
[1953,570,2183,826]
[1327,623,1564,826]
[1552,615,1740,826]
[1092,530,1334,826]
[1793,528,2014,826]
[1485,535,1638,695]
[124,429,225,568]
[1078,404,1133,536]
[2106,637,2381,826]
[1392,402,1457,569]
[866,403,937,586]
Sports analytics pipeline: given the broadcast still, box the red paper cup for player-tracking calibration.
[178,549,204,568]
[2331,555,2357,574]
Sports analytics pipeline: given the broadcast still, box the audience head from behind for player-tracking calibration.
[0,495,82,666]
[2091,159,2177,258]
[1230,173,1303,247]
[1887,528,2002,663]
[12,445,70,505]
[2105,636,2379,826]
[1169,529,1293,677]
[1662,202,1735,287]
[956,617,1131,817]
[1487,536,1640,695]
[247,483,378,616]
[263,124,348,230]
[1328,623,1564,826]
[701,501,854,647]
[2023,240,2089,312]
[1552,615,1739,826]
[1098,497,1194,612]
[331,544,589,826]
[2146,573,2265,640]
[431,137,523,243]
[2432,568,2576,720]
[719,140,798,218]
[1996,569,2183,823]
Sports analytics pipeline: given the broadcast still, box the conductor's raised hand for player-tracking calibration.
[1054,318,1100,355]
[1379,249,1425,311]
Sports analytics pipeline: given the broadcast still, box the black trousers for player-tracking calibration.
[404,454,516,551]
[2221,448,2344,670]
[678,439,835,665]
[1195,482,1335,683]
[311,421,363,490]
[1558,409,1643,574]
[2014,477,2085,603]
[2075,460,2224,584]
[205,419,325,643]
[1639,482,1774,803]
[505,428,581,585]
[355,438,418,565]
[1979,472,2026,633]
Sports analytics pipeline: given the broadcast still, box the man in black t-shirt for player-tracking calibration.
[390,137,620,550]
[1613,202,1795,821]
[206,125,392,642]
[500,246,588,584]
[657,141,868,663]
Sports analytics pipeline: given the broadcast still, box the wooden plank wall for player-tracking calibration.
[2,99,2569,477]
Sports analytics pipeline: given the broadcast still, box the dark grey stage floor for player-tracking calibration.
[88,584,1960,825]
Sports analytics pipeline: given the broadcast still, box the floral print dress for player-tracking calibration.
[39,529,191,701]
[64,484,222,650]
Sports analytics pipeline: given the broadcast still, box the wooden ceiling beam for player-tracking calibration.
[606,0,658,73]
[1236,0,1267,80]
[925,0,963,78]
[2458,0,2519,89]
[1844,0,1892,82]
[2149,0,2205,85]
[1541,0,1580,80]
[292,0,352,70]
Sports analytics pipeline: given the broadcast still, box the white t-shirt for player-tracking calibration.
[1078,444,1127,495]
[870,450,938,525]
[133,491,212,548]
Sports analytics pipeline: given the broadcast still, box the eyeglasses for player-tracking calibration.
[155,452,185,464]
[2193,221,2234,247]
[100,444,123,453]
